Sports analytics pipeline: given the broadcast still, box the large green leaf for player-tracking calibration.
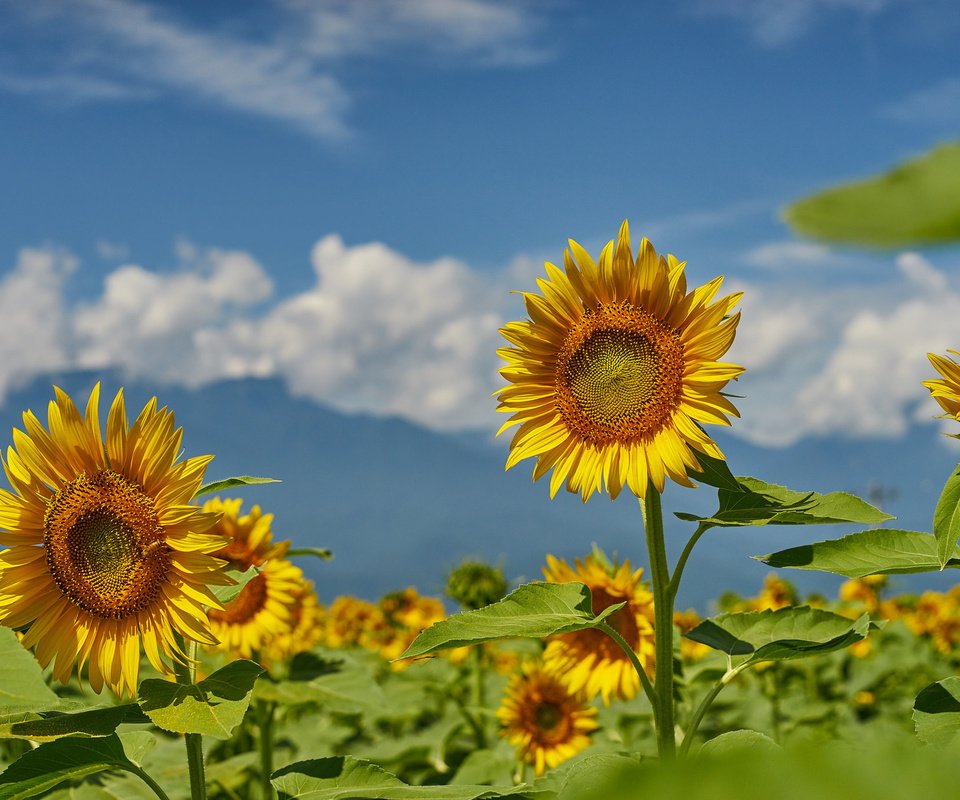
[0,734,138,799]
[0,629,60,714]
[0,704,148,742]
[400,582,624,660]
[138,660,263,740]
[271,757,539,799]
[784,141,960,247]
[934,466,960,568]
[193,475,280,499]
[676,477,891,529]
[914,677,960,747]
[758,529,960,577]
[684,607,871,665]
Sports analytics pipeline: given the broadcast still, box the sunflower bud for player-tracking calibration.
[445,560,508,610]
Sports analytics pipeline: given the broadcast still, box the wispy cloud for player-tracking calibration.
[883,76,960,125]
[0,0,548,138]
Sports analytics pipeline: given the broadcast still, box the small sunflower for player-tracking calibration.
[497,661,598,776]
[262,575,324,663]
[204,497,287,570]
[207,558,304,659]
[542,553,655,703]
[497,220,743,500]
[0,384,227,697]
[924,350,960,435]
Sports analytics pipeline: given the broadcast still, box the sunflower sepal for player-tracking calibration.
[193,475,281,499]
[138,659,264,740]
[399,581,624,661]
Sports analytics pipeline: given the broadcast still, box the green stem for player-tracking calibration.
[765,667,783,744]
[679,662,748,758]
[471,646,487,749]
[596,621,657,711]
[642,488,676,760]
[123,765,174,800]
[667,523,710,601]
[256,699,276,799]
[172,634,207,800]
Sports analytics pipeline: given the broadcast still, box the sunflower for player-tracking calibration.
[207,557,305,659]
[497,661,598,776]
[542,553,655,703]
[204,497,287,570]
[497,220,743,501]
[0,384,228,697]
[924,350,960,436]
[262,574,324,663]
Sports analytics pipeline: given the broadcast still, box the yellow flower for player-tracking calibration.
[673,609,711,662]
[542,553,655,703]
[263,575,324,663]
[323,596,388,649]
[0,384,226,697]
[497,220,743,501]
[751,574,797,611]
[204,497,287,570]
[207,557,304,659]
[497,661,598,776]
[924,350,960,434]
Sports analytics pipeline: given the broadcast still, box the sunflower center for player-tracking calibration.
[208,574,267,626]
[534,701,563,732]
[44,470,170,620]
[556,301,684,446]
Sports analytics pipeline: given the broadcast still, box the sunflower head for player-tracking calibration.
[924,350,960,437]
[204,497,287,570]
[445,559,508,610]
[497,661,598,776]
[262,575,324,664]
[0,384,227,697]
[541,552,655,703]
[497,220,743,501]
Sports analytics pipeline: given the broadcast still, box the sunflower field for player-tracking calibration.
[5,177,960,800]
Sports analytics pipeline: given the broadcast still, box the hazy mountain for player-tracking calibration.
[2,373,958,610]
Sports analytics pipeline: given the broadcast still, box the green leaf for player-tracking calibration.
[399,582,624,660]
[193,475,280,499]
[0,628,60,714]
[758,529,960,578]
[138,660,263,740]
[914,677,960,747]
[699,730,780,756]
[684,607,871,665]
[255,670,386,713]
[211,566,258,605]
[934,465,960,568]
[0,704,148,742]
[0,734,137,800]
[689,450,741,492]
[271,757,538,799]
[784,141,960,248]
[286,547,334,561]
[677,477,892,529]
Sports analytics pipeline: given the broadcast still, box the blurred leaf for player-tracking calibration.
[758,529,960,577]
[684,607,871,665]
[193,475,280,499]
[699,730,780,756]
[0,628,60,714]
[400,582,624,659]
[934,465,960,568]
[255,670,386,713]
[677,477,891,529]
[784,141,960,247]
[0,704,147,742]
[914,677,960,747]
[210,566,257,605]
[0,734,136,800]
[271,756,540,798]
[450,750,514,786]
[138,660,263,740]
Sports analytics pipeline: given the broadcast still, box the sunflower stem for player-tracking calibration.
[123,765,174,800]
[471,645,488,749]
[642,488,676,760]
[256,699,276,799]
[172,634,207,800]
[667,523,709,601]
[596,621,656,710]
[678,662,748,757]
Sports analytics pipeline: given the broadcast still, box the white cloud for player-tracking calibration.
[0,248,75,399]
[686,0,893,46]
[743,241,833,269]
[95,240,130,261]
[897,251,948,293]
[0,0,547,138]
[884,76,960,125]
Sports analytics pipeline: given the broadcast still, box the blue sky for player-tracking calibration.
[1,0,960,448]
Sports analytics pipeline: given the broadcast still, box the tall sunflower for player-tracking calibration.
[497,220,743,500]
[542,553,655,703]
[497,661,598,776]
[0,384,228,697]
[924,350,960,436]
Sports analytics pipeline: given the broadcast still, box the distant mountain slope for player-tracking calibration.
[1,373,957,610]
